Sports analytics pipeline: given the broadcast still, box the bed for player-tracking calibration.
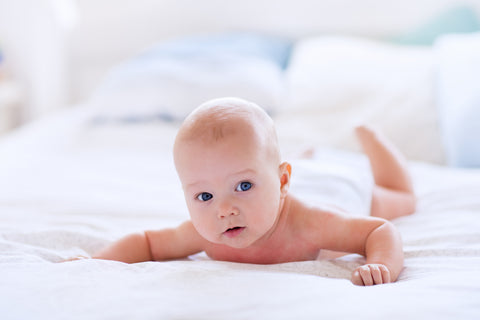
[1,17,480,320]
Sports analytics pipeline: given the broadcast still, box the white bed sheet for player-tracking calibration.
[1,107,479,319]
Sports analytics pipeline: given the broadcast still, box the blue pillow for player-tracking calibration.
[92,32,292,121]
[392,5,480,45]
[129,32,292,69]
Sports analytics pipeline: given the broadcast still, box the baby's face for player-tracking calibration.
[175,132,285,249]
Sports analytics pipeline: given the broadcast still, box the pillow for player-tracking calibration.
[435,32,480,167]
[281,36,445,164]
[137,33,292,69]
[392,5,480,45]
[90,33,292,121]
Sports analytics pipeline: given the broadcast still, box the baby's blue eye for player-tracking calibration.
[236,181,252,192]
[197,192,213,202]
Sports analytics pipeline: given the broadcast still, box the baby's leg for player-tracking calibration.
[356,126,416,220]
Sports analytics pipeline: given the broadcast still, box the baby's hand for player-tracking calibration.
[61,255,90,262]
[351,264,391,286]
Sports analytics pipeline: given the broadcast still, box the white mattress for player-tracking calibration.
[1,107,479,319]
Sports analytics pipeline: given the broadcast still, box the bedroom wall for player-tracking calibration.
[0,0,479,123]
[0,0,77,121]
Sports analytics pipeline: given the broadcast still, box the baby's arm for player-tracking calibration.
[310,210,403,286]
[92,231,153,263]
[91,221,205,263]
[350,220,403,286]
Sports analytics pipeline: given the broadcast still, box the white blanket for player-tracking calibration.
[1,107,479,319]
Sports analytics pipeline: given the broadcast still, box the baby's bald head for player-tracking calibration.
[173,97,281,167]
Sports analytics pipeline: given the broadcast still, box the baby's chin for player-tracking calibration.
[223,239,255,249]
[203,230,258,249]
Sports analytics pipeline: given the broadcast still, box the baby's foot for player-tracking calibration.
[355,125,397,158]
[355,125,381,147]
[298,147,315,159]
[355,124,412,190]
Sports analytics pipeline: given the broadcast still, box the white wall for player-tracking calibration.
[0,0,78,121]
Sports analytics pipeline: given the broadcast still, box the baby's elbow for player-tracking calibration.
[378,220,399,236]
[368,219,402,244]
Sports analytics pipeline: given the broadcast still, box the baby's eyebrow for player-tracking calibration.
[230,169,257,178]
[184,181,205,191]
[184,169,257,190]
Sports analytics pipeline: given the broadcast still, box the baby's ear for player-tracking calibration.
[279,162,292,197]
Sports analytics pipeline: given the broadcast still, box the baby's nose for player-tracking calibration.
[217,202,239,218]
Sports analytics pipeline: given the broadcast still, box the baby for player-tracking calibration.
[87,97,416,286]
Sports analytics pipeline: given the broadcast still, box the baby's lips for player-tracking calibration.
[223,226,246,238]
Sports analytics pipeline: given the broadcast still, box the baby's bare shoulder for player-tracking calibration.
[288,195,346,224]
[286,196,355,244]
[287,195,388,253]
[280,196,349,254]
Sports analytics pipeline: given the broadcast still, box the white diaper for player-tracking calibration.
[288,149,374,216]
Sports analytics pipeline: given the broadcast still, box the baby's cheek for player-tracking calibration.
[253,200,280,228]
[191,217,217,242]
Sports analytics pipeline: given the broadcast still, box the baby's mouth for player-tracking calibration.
[223,226,246,238]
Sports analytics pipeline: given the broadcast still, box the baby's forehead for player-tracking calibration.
[174,98,280,165]
[180,105,266,142]
[181,120,262,156]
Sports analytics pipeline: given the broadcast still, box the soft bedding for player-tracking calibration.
[1,106,479,319]
[1,32,480,319]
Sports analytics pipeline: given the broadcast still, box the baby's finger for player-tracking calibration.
[358,266,374,286]
[62,255,89,262]
[351,270,364,286]
[369,265,383,285]
[379,265,391,283]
